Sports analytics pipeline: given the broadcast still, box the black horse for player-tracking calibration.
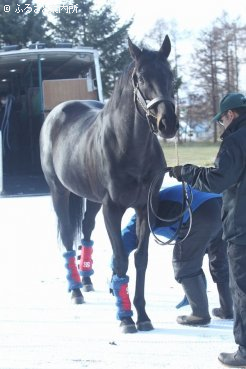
[40,35,178,333]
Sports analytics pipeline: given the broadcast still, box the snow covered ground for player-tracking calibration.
[0,178,236,369]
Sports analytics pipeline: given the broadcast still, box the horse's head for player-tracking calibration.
[128,35,179,139]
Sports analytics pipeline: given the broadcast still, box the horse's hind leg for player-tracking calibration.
[77,200,102,292]
[51,185,85,304]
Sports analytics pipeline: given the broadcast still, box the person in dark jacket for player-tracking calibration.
[170,92,246,367]
[120,184,233,326]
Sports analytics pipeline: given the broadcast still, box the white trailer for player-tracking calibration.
[0,43,104,195]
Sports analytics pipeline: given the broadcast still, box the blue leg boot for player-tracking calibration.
[111,275,136,334]
[63,250,84,304]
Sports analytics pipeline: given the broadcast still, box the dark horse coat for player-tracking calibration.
[39,36,178,333]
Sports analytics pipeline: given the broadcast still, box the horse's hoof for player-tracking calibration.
[71,290,85,304]
[82,277,94,292]
[120,318,137,334]
[121,323,137,334]
[83,284,94,292]
[137,320,154,331]
[71,295,85,304]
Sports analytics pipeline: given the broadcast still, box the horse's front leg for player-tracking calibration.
[134,207,154,331]
[102,199,137,333]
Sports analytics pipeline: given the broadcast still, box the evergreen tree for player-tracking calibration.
[0,0,49,46]
[23,5,50,44]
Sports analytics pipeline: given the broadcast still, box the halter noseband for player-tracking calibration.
[131,68,173,133]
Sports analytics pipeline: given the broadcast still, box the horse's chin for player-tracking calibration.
[158,120,179,139]
[159,132,176,139]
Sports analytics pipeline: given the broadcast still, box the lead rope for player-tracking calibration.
[174,134,180,165]
[173,133,193,245]
[147,171,192,246]
[147,135,193,246]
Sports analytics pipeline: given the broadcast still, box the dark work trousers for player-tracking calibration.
[207,228,229,284]
[172,198,227,283]
[228,243,246,351]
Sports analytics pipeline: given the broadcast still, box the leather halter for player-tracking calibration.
[131,68,173,133]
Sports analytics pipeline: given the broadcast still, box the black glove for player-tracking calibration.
[169,165,183,181]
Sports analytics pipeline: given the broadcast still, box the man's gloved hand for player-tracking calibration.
[169,165,183,181]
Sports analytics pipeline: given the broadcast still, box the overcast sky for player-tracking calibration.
[37,0,245,43]
[94,0,246,40]
[38,0,245,37]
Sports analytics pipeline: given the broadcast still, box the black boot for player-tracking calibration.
[218,346,246,367]
[177,274,211,326]
[212,282,233,319]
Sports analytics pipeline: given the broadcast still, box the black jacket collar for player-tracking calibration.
[221,112,246,140]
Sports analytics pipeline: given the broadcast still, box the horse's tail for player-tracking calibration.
[56,192,84,247]
[68,193,84,244]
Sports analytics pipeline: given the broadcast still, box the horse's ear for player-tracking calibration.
[159,35,171,59]
[128,37,142,60]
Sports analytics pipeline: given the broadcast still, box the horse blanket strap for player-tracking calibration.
[111,275,133,320]
[63,250,83,292]
[78,239,94,277]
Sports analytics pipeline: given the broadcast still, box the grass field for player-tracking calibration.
[160,140,220,167]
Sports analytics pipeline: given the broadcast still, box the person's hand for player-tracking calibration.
[169,166,183,181]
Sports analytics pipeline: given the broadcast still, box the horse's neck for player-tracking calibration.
[99,92,163,178]
[101,74,158,159]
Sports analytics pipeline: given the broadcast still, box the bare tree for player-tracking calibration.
[190,12,246,142]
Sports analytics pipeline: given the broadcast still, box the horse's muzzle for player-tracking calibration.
[157,112,179,138]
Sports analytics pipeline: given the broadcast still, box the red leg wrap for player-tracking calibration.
[78,242,94,277]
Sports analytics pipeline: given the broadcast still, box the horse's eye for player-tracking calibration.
[138,74,144,85]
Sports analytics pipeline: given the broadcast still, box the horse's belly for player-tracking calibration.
[54,157,105,202]
[111,180,155,208]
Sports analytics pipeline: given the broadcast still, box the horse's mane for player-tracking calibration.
[105,62,134,109]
